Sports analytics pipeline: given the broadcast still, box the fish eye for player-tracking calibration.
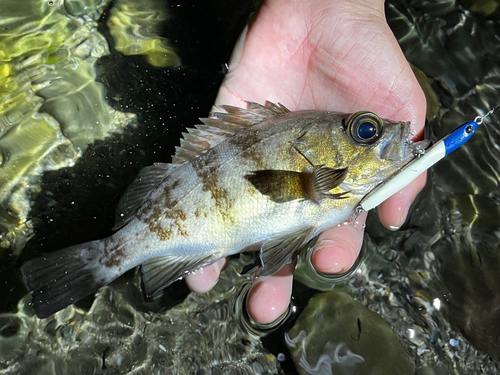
[345,111,383,144]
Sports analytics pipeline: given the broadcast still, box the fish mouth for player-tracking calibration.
[380,121,430,161]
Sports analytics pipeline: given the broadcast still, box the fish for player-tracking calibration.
[21,101,427,318]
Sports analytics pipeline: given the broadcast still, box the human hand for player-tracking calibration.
[186,0,427,324]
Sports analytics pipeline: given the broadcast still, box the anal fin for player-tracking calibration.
[141,254,215,296]
[260,226,314,276]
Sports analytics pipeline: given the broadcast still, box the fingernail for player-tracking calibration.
[394,202,411,229]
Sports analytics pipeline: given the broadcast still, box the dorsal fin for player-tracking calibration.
[114,101,289,230]
[171,101,290,164]
[114,163,177,230]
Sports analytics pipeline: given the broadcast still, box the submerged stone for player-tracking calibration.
[0,0,131,251]
[457,0,500,18]
[287,291,415,375]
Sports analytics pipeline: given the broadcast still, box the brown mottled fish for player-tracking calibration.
[22,101,426,318]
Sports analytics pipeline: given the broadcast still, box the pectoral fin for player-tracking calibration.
[259,226,314,276]
[307,165,349,203]
[141,254,215,296]
[245,170,305,203]
[246,166,348,203]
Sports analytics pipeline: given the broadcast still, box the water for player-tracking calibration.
[1,0,500,374]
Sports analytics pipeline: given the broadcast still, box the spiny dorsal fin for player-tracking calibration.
[171,101,290,164]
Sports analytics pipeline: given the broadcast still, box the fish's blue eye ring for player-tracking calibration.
[346,111,384,144]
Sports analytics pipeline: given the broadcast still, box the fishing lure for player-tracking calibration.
[357,103,500,213]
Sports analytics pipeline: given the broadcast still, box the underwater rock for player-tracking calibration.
[286,291,415,375]
[0,0,133,251]
[411,64,440,123]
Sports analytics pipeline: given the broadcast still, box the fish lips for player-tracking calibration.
[379,121,430,162]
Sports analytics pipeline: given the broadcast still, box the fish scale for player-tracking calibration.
[21,101,424,318]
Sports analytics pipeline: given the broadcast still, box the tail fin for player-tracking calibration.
[21,240,109,319]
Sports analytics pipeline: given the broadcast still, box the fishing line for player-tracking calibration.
[474,101,500,125]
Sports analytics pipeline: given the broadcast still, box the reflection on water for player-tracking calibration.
[389,0,500,367]
[107,0,179,67]
[1,0,500,374]
[0,0,178,251]
[0,0,139,251]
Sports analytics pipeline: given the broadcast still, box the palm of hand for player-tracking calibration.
[216,1,425,127]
